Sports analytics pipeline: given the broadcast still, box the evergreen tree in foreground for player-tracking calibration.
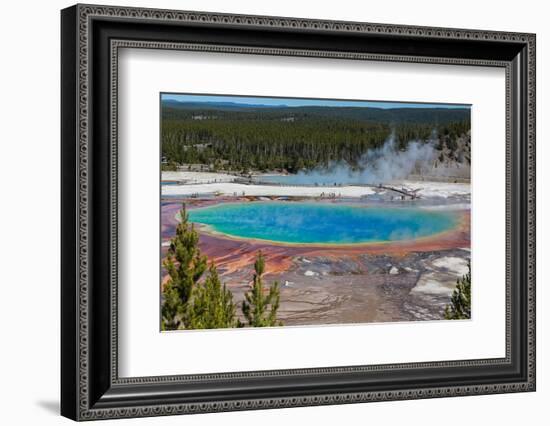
[162,204,208,330]
[242,252,282,327]
[162,206,284,330]
[444,262,471,320]
[186,264,240,329]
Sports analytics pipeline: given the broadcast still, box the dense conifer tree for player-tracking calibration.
[161,105,470,171]
[161,204,208,330]
[444,262,471,320]
[186,264,240,329]
[162,205,284,330]
[241,252,282,327]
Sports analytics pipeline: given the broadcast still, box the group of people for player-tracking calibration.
[319,192,341,199]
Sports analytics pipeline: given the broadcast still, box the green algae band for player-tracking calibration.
[187,202,458,245]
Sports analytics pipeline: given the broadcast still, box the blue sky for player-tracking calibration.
[161,93,470,109]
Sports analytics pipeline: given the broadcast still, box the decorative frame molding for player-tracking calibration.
[61,4,535,421]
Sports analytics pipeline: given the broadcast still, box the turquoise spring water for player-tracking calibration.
[187,202,458,245]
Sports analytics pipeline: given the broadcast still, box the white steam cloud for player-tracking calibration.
[291,133,437,185]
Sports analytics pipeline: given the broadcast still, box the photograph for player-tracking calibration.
[160,93,472,330]
[56,2,536,420]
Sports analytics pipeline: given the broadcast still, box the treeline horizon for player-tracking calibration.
[161,102,470,172]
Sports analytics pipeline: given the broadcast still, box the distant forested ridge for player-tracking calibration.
[161,100,471,172]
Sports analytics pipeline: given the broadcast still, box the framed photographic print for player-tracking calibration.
[61,4,536,421]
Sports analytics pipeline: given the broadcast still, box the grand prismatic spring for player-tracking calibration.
[160,93,472,328]
[187,202,459,245]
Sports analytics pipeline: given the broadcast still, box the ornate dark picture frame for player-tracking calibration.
[61,4,536,421]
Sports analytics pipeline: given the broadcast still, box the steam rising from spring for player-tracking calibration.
[289,133,437,185]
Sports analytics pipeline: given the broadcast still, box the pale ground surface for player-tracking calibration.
[162,171,237,183]
[218,248,472,324]
[161,172,471,199]
[399,180,471,199]
[411,255,470,296]
[163,181,377,197]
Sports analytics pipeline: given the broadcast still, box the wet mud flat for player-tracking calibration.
[210,248,470,326]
